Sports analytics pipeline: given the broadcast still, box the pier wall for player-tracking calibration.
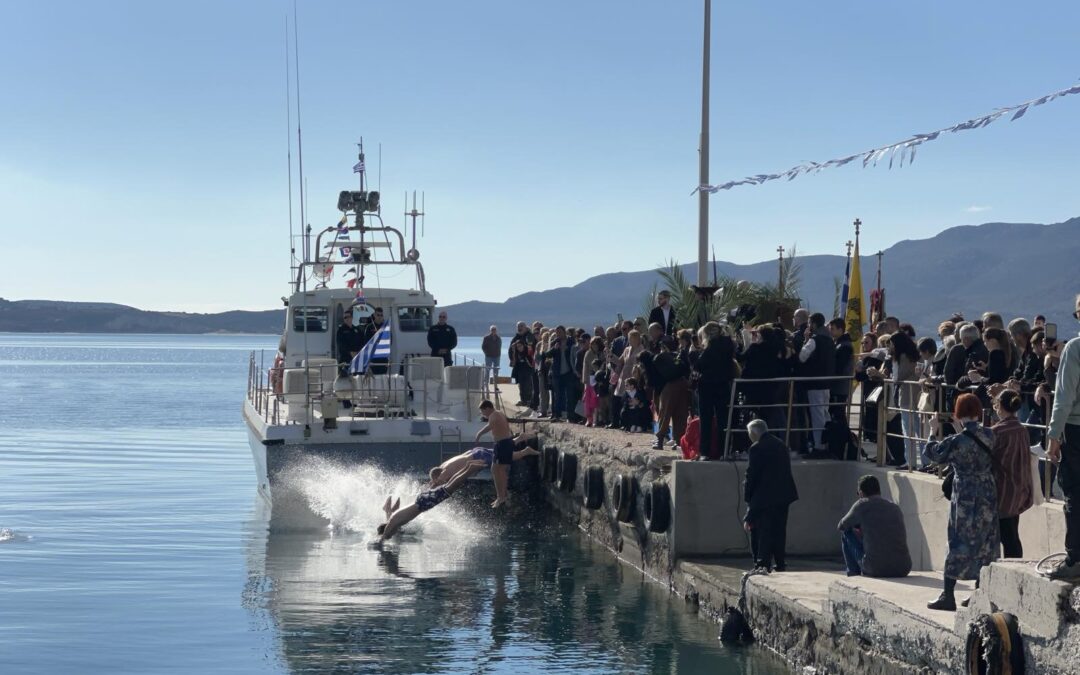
[534,421,1077,674]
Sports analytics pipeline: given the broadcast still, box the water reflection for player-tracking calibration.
[246,499,787,674]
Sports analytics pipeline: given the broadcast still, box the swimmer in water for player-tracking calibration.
[474,400,516,508]
[428,430,539,489]
[377,460,486,542]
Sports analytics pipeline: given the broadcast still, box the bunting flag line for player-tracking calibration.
[697,81,1080,194]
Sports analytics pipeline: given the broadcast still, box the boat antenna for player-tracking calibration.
[284,15,296,283]
[293,0,308,267]
[378,143,382,215]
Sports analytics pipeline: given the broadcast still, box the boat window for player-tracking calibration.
[397,307,432,332]
[292,306,329,332]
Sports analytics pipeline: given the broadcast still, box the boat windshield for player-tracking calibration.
[397,306,432,332]
[292,306,329,332]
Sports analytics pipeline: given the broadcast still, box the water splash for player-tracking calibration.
[278,458,483,544]
[0,528,29,543]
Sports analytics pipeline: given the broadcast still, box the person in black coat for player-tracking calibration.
[829,318,855,418]
[693,322,736,460]
[739,325,786,430]
[427,311,458,366]
[743,419,799,571]
[648,290,677,337]
[336,312,363,367]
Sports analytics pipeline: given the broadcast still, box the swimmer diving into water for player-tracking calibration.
[376,460,486,542]
[428,430,539,489]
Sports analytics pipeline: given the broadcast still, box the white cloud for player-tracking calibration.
[965,205,991,213]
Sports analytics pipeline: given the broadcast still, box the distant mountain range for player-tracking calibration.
[441,217,1080,336]
[3,218,1076,337]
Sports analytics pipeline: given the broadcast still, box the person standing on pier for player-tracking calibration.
[428,311,458,366]
[743,419,799,572]
[1046,292,1080,580]
[648,290,677,337]
[924,393,999,611]
[796,313,836,452]
[475,400,514,508]
[694,322,736,460]
[482,325,502,390]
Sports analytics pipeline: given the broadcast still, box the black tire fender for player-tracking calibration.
[612,473,636,523]
[557,452,578,492]
[643,481,672,533]
[583,465,604,510]
[541,445,558,484]
[965,612,1024,675]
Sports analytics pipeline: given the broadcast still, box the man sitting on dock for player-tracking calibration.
[377,461,486,542]
[837,475,911,578]
[429,432,539,488]
[475,400,515,508]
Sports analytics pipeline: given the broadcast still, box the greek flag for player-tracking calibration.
[350,322,391,375]
[353,160,365,173]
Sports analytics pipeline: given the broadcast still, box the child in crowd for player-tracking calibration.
[620,377,650,432]
[592,358,612,427]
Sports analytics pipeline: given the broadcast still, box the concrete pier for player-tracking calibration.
[527,418,1080,674]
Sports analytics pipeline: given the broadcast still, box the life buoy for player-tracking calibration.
[965,612,1024,675]
[557,452,577,492]
[612,474,636,523]
[582,466,604,510]
[542,446,559,484]
[643,481,671,533]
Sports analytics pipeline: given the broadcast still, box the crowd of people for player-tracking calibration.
[500,291,1080,591]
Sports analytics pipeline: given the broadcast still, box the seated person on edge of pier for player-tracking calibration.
[428,432,539,488]
[837,475,912,578]
[377,461,486,542]
[475,400,515,508]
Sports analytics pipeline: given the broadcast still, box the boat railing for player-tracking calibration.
[247,350,490,424]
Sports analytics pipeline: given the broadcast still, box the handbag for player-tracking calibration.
[917,389,936,413]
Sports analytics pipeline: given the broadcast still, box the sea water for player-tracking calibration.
[0,333,787,674]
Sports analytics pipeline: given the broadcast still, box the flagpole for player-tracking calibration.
[696,0,711,287]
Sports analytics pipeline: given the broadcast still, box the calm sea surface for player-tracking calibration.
[0,334,786,674]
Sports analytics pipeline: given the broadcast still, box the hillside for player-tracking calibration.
[2,218,1076,337]
[441,217,1080,336]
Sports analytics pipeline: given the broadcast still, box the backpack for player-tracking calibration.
[825,418,862,461]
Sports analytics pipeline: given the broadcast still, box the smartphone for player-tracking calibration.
[1045,323,1057,341]
[617,313,624,323]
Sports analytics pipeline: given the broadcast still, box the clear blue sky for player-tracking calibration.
[2,1,1078,311]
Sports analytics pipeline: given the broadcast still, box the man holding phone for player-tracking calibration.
[1046,293,1080,580]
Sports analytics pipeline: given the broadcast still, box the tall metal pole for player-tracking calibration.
[697,0,711,287]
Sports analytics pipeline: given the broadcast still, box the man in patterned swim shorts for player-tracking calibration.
[377,460,485,542]
[427,430,539,489]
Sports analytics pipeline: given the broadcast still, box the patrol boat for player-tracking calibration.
[242,146,491,507]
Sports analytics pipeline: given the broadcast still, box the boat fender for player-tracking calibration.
[965,612,1024,675]
[557,452,578,492]
[582,466,604,510]
[719,606,753,644]
[612,474,636,523]
[541,445,558,483]
[643,481,671,533]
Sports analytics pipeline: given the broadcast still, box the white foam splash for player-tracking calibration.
[278,458,483,544]
[0,528,28,543]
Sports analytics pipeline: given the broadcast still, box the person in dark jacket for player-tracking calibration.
[336,312,363,366]
[542,326,578,422]
[693,322,736,460]
[509,340,534,408]
[427,311,458,366]
[829,318,855,418]
[653,336,691,450]
[739,325,786,430]
[743,419,799,571]
[648,290,677,337]
[798,313,836,450]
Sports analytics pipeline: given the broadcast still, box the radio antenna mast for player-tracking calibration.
[293,1,308,266]
[284,15,296,279]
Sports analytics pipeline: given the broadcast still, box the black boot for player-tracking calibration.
[928,577,957,611]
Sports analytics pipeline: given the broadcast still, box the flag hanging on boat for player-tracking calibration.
[350,322,391,375]
[353,160,365,174]
[844,239,865,341]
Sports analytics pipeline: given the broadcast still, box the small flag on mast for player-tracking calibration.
[353,160,365,173]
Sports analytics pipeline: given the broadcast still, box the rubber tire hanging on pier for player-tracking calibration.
[965,612,1024,675]
[582,466,604,510]
[541,446,559,484]
[612,474,636,523]
[557,452,577,492]
[643,481,671,533]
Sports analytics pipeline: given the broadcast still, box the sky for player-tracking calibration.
[2,1,1079,312]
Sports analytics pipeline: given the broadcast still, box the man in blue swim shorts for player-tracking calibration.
[377,460,486,541]
[428,430,539,489]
